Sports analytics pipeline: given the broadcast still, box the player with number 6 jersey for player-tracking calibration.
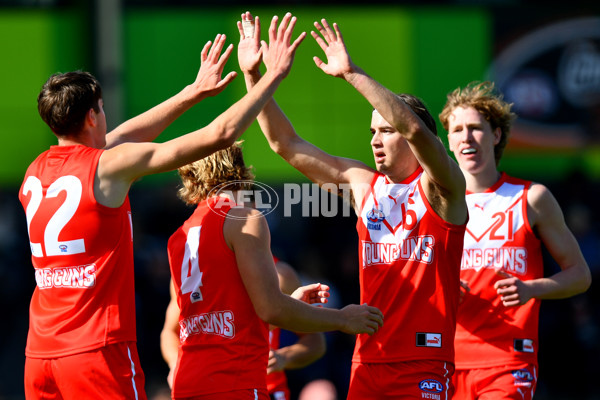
[239,13,467,398]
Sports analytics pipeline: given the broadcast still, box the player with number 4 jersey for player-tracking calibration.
[165,141,382,400]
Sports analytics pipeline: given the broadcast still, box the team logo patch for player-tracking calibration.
[416,332,442,348]
[512,368,534,387]
[366,205,385,230]
[514,338,534,353]
[190,290,203,303]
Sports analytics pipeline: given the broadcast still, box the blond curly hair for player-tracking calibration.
[177,141,254,205]
[439,81,516,166]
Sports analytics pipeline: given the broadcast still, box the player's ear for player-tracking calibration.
[85,108,97,127]
[493,127,501,145]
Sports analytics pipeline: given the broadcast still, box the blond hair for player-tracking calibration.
[439,81,516,165]
[177,141,254,205]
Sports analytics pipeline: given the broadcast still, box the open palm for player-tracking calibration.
[311,19,353,78]
[237,12,262,74]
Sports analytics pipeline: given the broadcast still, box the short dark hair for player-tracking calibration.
[37,71,103,137]
[397,93,438,136]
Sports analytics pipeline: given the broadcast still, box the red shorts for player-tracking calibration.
[176,388,269,400]
[24,342,146,400]
[348,360,455,400]
[452,363,537,400]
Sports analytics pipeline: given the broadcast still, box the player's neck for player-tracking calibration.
[465,169,502,193]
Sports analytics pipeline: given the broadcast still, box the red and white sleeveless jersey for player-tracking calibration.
[355,168,466,364]
[455,173,543,369]
[266,327,288,393]
[18,145,136,358]
[168,198,269,398]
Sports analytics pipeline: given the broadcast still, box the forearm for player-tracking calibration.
[214,70,284,143]
[528,265,591,300]
[160,329,180,369]
[342,67,419,135]
[265,295,347,334]
[276,333,326,369]
[243,70,299,156]
[107,85,204,148]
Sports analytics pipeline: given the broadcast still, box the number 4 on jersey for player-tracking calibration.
[181,226,204,303]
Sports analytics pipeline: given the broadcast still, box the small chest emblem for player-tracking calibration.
[366,206,385,231]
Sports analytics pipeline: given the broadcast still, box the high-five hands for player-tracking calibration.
[192,34,237,98]
[311,18,354,78]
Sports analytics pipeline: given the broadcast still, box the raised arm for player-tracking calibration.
[494,184,591,306]
[105,34,237,149]
[311,19,466,222]
[96,18,304,208]
[224,207,383,335]
[238,12,374,200]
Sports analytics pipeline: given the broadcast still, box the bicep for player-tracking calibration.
[282,138,375,195]
[225,210,283,318]
[101,125,230,182]
[411,135,466,197]
[530,185,586,270]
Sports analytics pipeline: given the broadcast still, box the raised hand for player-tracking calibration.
[190,34,237,99]
[237,11,262,74]
[291,283,330,305]
[311,19,354,78]
[340,304,384,335]
[261,12,306,79]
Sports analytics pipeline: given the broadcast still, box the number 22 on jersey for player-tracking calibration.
[22,175,86,257]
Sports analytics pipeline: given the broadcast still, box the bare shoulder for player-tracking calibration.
[527,182,558,211]
[527,182,563,227]
[222,206,270,247]
[225,206,264,220]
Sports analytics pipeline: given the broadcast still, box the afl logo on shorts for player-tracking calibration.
[512,368,534,387]
[419,379,443,393]
[512,369,533,382]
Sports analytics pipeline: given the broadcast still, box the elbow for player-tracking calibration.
[580,270,592,294]
[270,141,284,155]
[270,136,299,160]
[268,138,289,158]
[212,121,241,150]
[218,127,239,149]
[313,334,327,359]
[256,304,284,326]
